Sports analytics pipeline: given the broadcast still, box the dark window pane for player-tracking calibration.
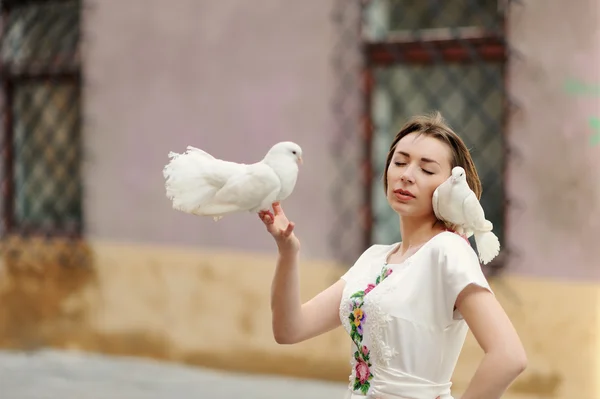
[12,81,82,232]
[364,0,502,40]
[1,1,80,67]
[370,63,505,246]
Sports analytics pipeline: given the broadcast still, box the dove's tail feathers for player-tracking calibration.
[163,149,223,214]
[473,230,501,265]
[166,146,215,161]
[167,151,181,160]
[195,203,246,217]
[163,146,249,216]
[166,182,218,214]
[185,146,215,160]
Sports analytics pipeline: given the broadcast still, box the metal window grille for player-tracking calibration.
[0,0,82,238]
[332,0,519,275]
[0,0,84,268]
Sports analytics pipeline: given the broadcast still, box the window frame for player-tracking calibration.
[0,0,83,238]
[360,3,510,273]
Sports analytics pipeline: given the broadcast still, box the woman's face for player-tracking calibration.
[386,132,453,219]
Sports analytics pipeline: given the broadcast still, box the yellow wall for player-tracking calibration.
[0,238,597,399]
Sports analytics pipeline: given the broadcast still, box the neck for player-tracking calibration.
[398,214,444,255]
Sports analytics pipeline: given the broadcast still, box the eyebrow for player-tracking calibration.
[396,151,440,165]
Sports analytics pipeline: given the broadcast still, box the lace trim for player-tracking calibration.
[363,290,396,365]
[362,260,409,365]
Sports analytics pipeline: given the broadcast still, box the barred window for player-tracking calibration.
[0,0,82,236]
[363,0,507,263]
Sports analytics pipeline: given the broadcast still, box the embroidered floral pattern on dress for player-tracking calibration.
[346,265,393,394]
[363,274,397,366]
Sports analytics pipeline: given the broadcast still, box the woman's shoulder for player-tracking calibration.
[424,231,479,261]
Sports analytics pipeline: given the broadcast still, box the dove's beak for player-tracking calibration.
[297,156,303,165]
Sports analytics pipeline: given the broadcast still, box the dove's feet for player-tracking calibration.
[258,209,275,224]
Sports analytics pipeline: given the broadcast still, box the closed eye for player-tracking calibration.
[395,162,433,175]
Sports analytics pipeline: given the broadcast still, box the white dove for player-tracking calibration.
[432,166,500,264]
[163,141,303,221]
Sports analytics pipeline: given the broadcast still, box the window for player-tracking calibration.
[363,1,508,266]
[0,0,82,236]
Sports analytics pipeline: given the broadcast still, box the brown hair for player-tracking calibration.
[383,111,482,199]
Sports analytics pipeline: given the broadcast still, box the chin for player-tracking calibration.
[388,199,429,219]
[389,200,415,216]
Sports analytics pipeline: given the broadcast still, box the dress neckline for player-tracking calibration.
[383,230,454,266]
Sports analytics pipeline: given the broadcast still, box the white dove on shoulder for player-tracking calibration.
[432,166,500,264]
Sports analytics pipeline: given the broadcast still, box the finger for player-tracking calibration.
[257,212,274,227]
[263,214,274,225]
[263,218,279,235]
[266,224,279,236]
[283,221,295,237]
[272,202,283,216]
[257,211,267,223]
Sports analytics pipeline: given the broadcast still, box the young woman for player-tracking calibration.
[258,113,527,399]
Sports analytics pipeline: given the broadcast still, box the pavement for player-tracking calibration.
[0,349,348,399]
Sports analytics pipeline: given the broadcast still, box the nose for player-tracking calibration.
[400,165,415,184]
[400,174,414,184]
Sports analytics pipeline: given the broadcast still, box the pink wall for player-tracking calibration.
[82,0,599,279]
[506,0,600,280]
[82,0,349,261]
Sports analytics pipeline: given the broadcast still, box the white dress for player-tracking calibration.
[338,231,492,399]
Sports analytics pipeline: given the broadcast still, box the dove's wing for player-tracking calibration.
[210,162,281,213]
[201,159,250,189]
[462,192,492,232]
[432,180,456,222]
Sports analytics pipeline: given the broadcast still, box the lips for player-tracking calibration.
[393,188,415,198]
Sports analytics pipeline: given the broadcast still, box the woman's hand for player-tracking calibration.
[258,202,300,254]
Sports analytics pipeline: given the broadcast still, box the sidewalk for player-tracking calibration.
[0,349,347,399]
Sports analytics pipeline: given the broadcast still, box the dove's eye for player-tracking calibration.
[292,151,297,155]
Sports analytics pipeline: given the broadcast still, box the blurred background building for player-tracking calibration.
[0,0,598,398]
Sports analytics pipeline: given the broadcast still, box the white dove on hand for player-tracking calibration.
[163,141,303,221]
[432,166,500,264]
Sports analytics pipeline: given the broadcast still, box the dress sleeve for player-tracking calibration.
[339,264,357,282]
[340,244,380,282]
[437,233,493,321]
